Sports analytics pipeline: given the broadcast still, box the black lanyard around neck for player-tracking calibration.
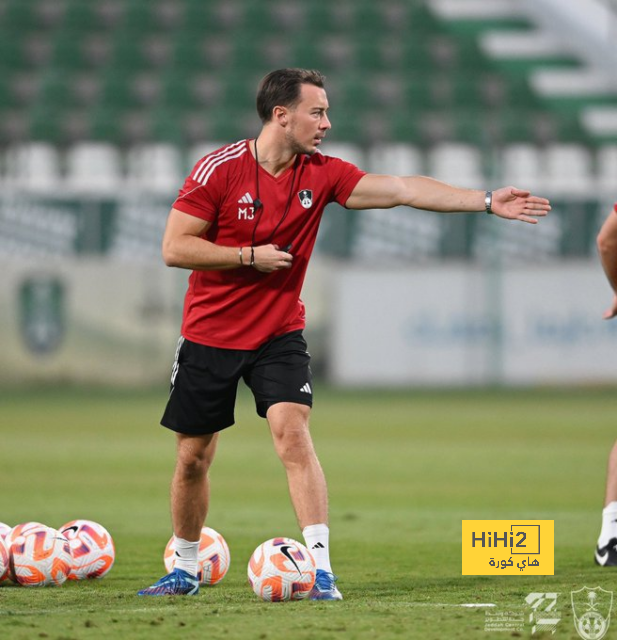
[251,139,298,248]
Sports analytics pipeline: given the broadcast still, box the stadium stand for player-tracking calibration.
[0,0,613,149]
[0,0,616,262]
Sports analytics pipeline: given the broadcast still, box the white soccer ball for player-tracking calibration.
[0,523,11,582]
[59,519,115,580]
[0,536,8,582]
[248,537,315,601]
[9,523,72,586]
[5,522,46,583]
[6,521,45,546]
[164,526,230,585]
[0,522,11,540]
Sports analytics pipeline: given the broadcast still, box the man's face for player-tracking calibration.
[284,83,331,155]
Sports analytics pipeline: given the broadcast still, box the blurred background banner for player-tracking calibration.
[1,259,181,385]
[1,0,616,388]
[330,262,617,386]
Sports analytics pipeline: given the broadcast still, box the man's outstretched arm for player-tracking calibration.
[345,174,551,224]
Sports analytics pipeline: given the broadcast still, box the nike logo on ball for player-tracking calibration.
[280,545,303,576]
[62,526,79,535]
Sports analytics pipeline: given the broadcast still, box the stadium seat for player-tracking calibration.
[62,1,111,32]
[4,142,61,190]
[51,33,112,71]
[543,143,594,195]
[100,69,160,110]
[38,72,87,110]
[88,107,126,145]
[121,0,170,33]
[183,0,251,34]
[126,142,184,194]
[162,71,223,110]
[266,0,307,33]
[499,143,545,191]
[2,0,57,31]
[65,142,124,193]
[427,142,485,188]
[188,141,229,165]
[596,144,617,195]
[0,72,38,109]
[366,143,423,175]
[0,108,29,143]
[0,29,53,71]
[319,142,364,167]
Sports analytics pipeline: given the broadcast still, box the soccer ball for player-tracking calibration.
[0,523,11,582]
[7,521,45,546]
[0,522,11,540]
[9,523,72,586]
[164,526,230,585]
[5,522,46,582]
[248,537,315,602]
[0,536,8,581]
[59,519,115,580]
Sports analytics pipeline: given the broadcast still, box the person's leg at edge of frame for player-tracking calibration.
[266,402,343,600]
[596,439,617,567]
[138,432,219,595]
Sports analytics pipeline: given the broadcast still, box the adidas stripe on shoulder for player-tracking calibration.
[191,140,247,186]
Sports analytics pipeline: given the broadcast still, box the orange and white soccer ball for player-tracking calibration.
[0,522,11,540]
[6,521,45,547]
[5,522,46,583]
[0,523,11,582]
[9,523,72,586]
[248,537,315,602]
[59,519,115,580]
[164,526,230,585]
[0,536,8,582]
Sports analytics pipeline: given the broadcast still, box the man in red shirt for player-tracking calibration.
[138,68,551,598]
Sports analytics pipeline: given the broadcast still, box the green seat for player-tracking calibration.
[62,1,103,31]
[120,0,161,33]
[161,71,223,110]
[99,69,156,110]
[221,73,261,109]
[88,106,125,144]
[108,36,153,71]
[28,105,65,143]
[38,72,78,109]
[3,0,45,31]
[150,108,188,145]
[208,107,257,142]
[0,72,39,109]
[0,28,52,70]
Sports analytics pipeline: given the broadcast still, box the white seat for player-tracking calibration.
[597,144,617,195]
[188,142,228,166]
[427,142,484,188]
[126,143,184,194]
[319,142,365,167]
[65,142,123,193]
[500,143,544,191]
[544,143,593,195]
[367,143,423,175]
[4,142,61,191]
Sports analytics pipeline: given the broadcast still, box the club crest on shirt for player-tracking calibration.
[297,189,313,209]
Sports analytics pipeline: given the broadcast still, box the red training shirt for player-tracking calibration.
[172,139,365,349]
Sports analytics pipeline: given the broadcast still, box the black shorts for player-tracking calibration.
[161,330,313,435]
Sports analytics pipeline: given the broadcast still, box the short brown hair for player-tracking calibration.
[256,68,326,123]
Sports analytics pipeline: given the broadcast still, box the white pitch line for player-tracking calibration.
[0,602,498,616]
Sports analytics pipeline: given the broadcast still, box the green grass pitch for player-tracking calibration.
[0,385,615,639]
